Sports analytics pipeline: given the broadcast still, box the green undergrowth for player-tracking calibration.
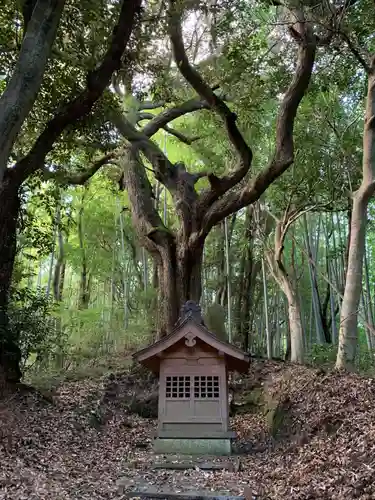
[19,302,153,391]
[25,353,132,391]
[306,342,375,375]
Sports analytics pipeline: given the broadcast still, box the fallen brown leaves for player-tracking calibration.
[1,361,375,499]
[233,362,375,499]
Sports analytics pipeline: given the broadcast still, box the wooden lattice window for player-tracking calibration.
[165,376,191,399]
[194,375,220,399]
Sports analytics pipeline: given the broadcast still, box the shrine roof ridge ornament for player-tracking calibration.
[179,300,205,325]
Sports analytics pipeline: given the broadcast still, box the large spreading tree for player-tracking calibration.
[110,0,324,336]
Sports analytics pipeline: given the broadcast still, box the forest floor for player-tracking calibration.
[1,359,375,500]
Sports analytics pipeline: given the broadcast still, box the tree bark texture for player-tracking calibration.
[122,148,204,335]
[0,174,22,383]
[272,272,305,363]
[336,57,375,370]
[0,0,66,182]
[285,288,304,363]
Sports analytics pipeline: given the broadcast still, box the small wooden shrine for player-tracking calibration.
[133,301,250,455]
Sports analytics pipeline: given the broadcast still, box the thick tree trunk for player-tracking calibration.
[157,243,204,337]
[0,175,22,383]
[158,248,179,335]
[176,245,204,304]
[122,147,209,337]
[123,233,144,290]
[152,257,159,289]
[0,0,66,182]
[336,59,375,370]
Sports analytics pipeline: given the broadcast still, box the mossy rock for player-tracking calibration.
[231,387,264,415]
[243,387,263,405]
[264,393,291,438]
[128,391,158,418]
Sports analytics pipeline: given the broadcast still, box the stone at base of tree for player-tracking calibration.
[0,380,55,403]
[134,441,149,449]
[121,419,133,429]
[101,363,159,418]
[229,387,264,416]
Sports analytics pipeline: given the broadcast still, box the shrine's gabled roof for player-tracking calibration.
[133,315,250,373]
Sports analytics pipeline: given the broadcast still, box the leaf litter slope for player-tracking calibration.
[0,361,375,500]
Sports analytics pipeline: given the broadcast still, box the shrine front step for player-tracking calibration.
[125,490,248,500]
[152,457,240,472]
[153,438,232,456]
[152,462,230,472]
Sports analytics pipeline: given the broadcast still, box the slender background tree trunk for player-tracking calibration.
[336,58,375,370]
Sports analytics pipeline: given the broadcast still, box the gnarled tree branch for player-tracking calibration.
[109,108,175,187]
[12,0,142,183]
[200,14,317,236]
[139,100,167,110]
[339,30,372,74]
[163,125,201,145]
[120,146,173,253]
[168,0,252,206]
[142,98,210,137]
[110,95,217,188]
[137,112,201,144]
[22,0,39,36]
[42,152,117,185]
